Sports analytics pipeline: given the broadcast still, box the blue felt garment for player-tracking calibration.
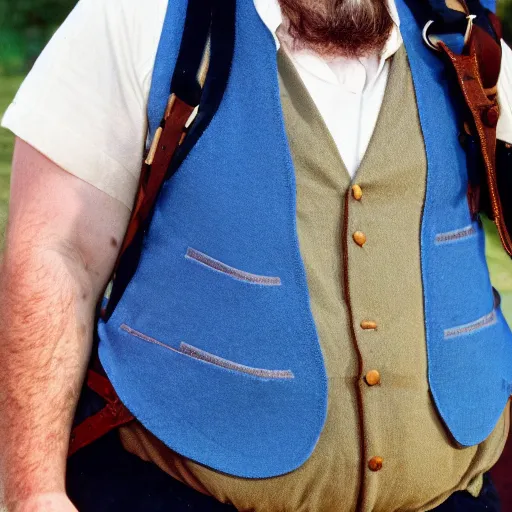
[396,0,512,446]
[98,0,327,478]
[97,0,512,478]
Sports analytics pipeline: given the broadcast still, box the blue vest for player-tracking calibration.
[97,0,512,478]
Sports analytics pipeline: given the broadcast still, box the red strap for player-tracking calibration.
[68,370,134,457]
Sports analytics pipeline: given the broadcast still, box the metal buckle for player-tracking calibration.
[422,14,477,52]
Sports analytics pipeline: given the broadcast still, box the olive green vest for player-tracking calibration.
[118,46,509,512]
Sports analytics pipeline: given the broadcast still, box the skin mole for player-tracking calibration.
[110,237,118,249]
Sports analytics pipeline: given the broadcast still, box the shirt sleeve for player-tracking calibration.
[497,39,512,145]
[1,0,167,209]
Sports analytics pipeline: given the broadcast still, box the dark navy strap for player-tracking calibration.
[428,0,468,25]
[465,0,498,40]
[167,0,237,177]
[405,0,498,41]
[105,0,237,318]
[170,0,212,107]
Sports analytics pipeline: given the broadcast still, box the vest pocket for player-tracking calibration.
[444,288,501,339]
[120,324,294,380]
[435,224,477,244]
[185,247,281,286]
[179,343,294,379]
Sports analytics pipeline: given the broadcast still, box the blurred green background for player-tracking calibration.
[0,0,511,318]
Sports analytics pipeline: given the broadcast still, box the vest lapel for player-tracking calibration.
[277,48,352,189]
[277,45,408,187]
[352,46,407,183]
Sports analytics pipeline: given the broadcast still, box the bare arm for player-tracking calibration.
[0,139,131,510]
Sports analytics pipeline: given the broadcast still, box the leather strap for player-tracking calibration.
[438,13,512,256]
[69,1,214,455]
[116,95,196,264]
[70,86,204,460]
[68,370,134,457]
[115,0,212,269]
[69,94,201,457]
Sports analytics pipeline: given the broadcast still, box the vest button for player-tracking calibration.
[365,370,381,386]
[361,320,377,330]
[353,231,367,247]
[368,456,384,472]
[352,184,363,201]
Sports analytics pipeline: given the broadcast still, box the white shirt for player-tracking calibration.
[270,0,402,176]
[2,0,512,208]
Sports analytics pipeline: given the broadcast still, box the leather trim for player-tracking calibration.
[105,0,237,319]
[341,188,367,511]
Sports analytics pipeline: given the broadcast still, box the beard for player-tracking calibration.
[278,0,394,58]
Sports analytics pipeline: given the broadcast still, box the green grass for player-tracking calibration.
[0,74,511,319]
[484,217,512,318]
[0,75,22,247]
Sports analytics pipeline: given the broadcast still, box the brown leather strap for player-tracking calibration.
[68,370,134,457]
[438,15,512,257]
[116,37,209,269]
[69,13,212,457]
[69,97,194,454]
[116,95,196,265]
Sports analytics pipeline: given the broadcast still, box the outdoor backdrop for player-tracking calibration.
[0,0,512,319]
[1,0,512,506]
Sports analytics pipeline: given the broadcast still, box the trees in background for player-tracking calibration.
[499,0,512,40]
[498,0,512,39]
[0,0,76,74]
[0,0,511,75]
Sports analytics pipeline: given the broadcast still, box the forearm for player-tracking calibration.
[0,243,96,505]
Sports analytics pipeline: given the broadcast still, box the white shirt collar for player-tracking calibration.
[253,0,403,60]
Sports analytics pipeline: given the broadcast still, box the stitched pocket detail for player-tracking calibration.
[435,225,477,244]
[179,343,294,379]
[444,290,501,339]
[120,324,294,380]
[444,311,497,339]
[185,248,282,286]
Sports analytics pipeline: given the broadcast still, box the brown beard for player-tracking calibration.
[278,0,394,58]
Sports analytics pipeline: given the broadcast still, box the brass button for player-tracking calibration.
[353,231,366,247]
[365,370,381,386]
[368,456,383,472]
[352,184,363,201]
[361,320,377,330]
